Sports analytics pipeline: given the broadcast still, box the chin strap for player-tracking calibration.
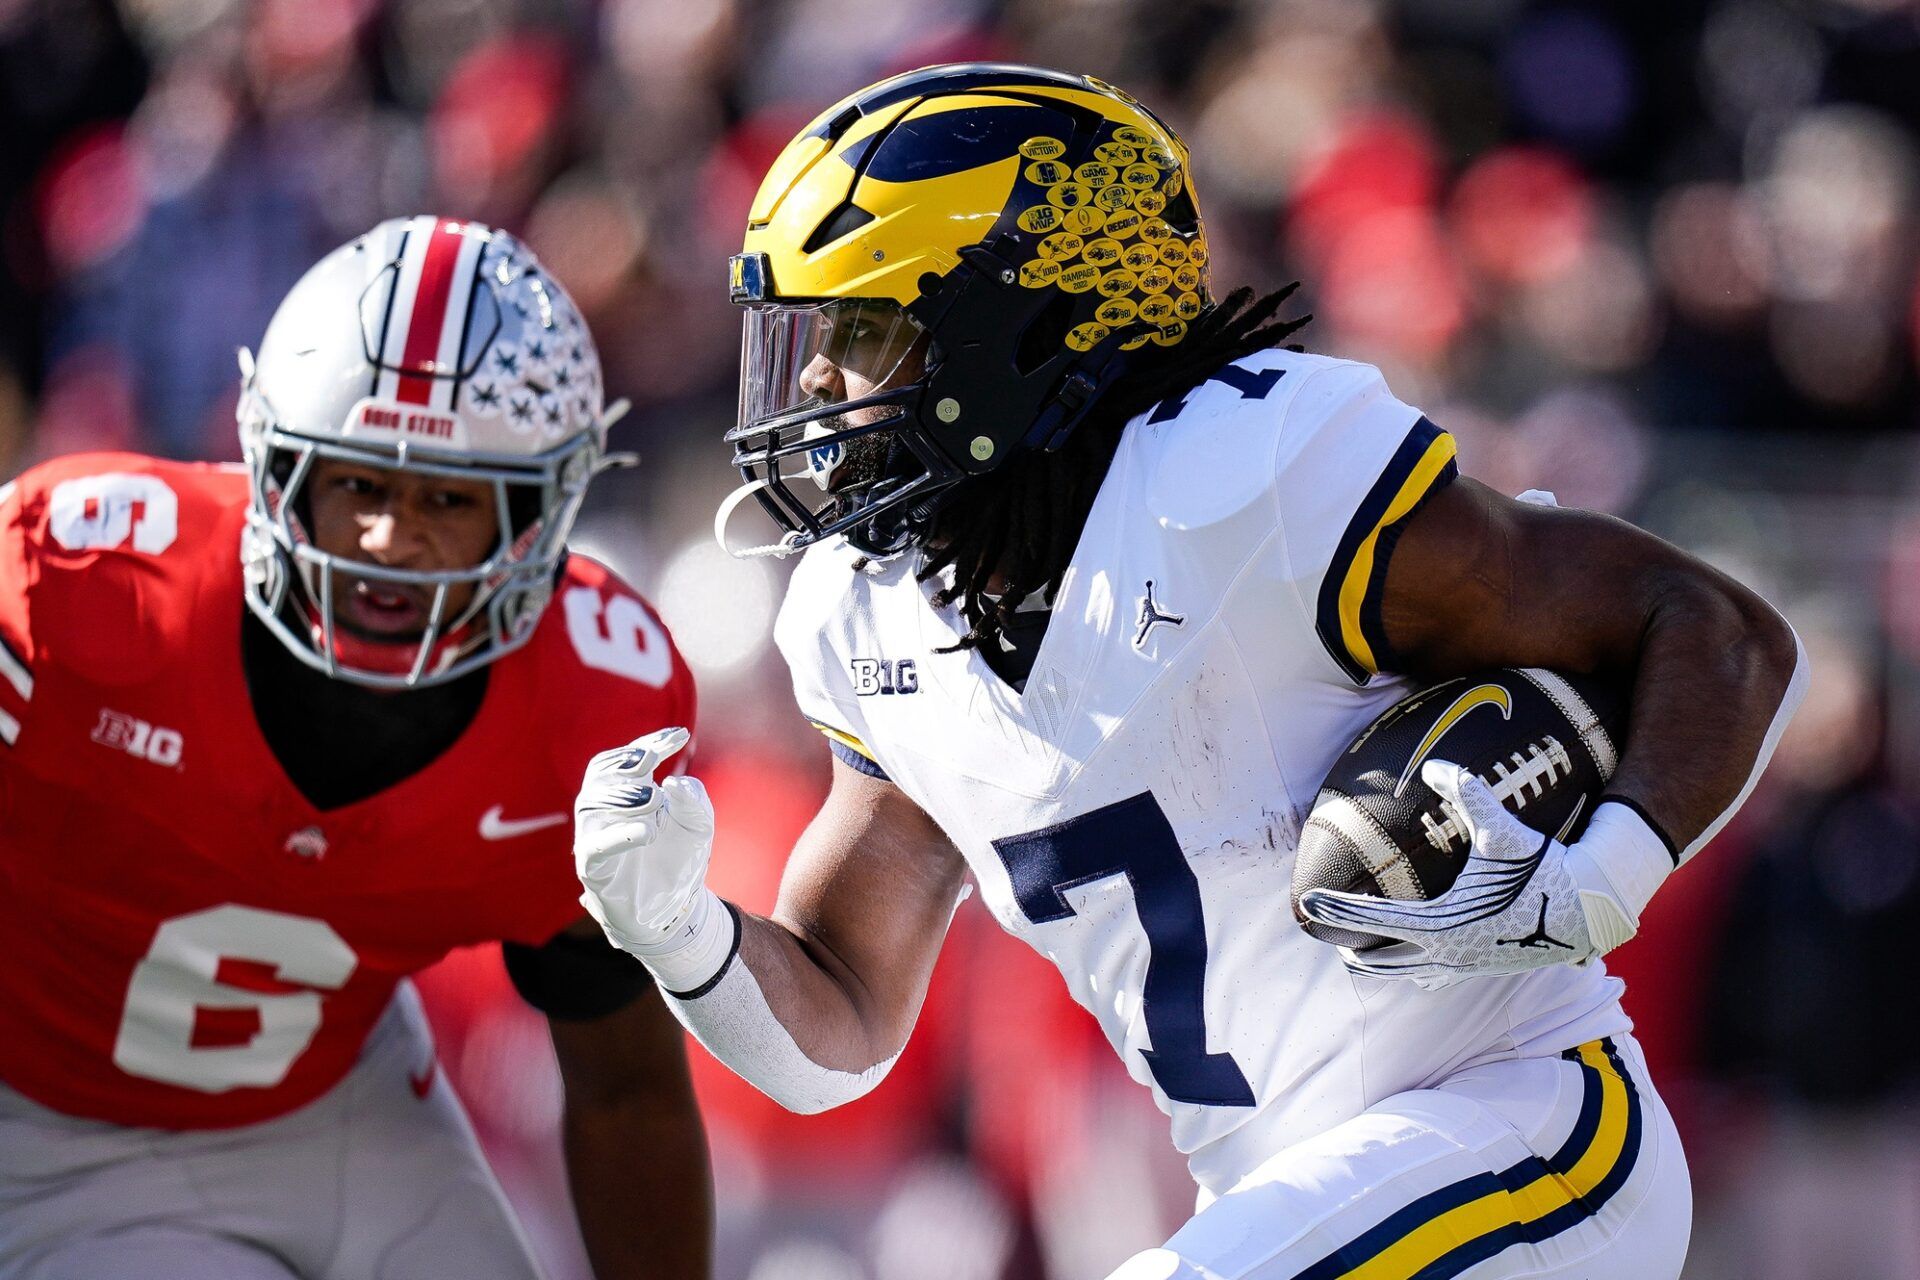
[713,478,805,560]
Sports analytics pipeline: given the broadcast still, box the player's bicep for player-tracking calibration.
[1377,476,1716,678]
[762,756,964,1048]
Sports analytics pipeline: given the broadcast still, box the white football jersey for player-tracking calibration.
[773,349,1630,1195]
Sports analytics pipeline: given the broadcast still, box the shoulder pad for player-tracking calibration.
[530,553,696,776]
[1129,351,1379,531]
[7,455,245,686]
[773,538,879,671]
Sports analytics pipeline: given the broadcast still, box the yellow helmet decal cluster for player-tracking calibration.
[1006,125,1207,352]
[740,73,1209,352]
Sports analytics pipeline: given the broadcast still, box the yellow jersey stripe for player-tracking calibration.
[809,719,878,763]
[1313,417,1459,683]
[1290,1038,1642,1280]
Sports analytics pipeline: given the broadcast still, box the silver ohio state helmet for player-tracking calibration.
[238,215,629,689]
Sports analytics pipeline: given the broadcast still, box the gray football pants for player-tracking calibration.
[0,983,543,1280]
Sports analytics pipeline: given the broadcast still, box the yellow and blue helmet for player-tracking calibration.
[720,63,1209,559]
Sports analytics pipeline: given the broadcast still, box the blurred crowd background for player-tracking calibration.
[4,0,1918,1275]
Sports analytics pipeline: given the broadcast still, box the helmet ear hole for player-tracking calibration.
[1015,290,1078,375]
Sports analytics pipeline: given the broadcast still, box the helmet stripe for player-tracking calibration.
[428,228,488,411]
[394,219,469,405]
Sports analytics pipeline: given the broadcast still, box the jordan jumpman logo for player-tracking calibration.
[1133,579,1185,649]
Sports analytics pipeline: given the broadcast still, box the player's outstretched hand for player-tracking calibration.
[1297,760,1613,990]
[574,727,716,958]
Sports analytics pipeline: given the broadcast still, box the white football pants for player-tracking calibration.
[0,983,543,1280]
[1110,1035,1689,1280]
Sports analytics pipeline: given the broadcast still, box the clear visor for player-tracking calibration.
[738,299,926,485]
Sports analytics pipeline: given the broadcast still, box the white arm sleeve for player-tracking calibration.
[663,944,902,1116]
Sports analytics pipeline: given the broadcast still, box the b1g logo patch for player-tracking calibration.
[850,658,917,696]
[92,708,184,767]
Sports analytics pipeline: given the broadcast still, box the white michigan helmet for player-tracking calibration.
[238,215,628,689]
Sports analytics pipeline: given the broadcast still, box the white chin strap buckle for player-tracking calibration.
[714,479,805,560]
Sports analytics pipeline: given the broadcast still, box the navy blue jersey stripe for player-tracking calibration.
[1312,416,1457,684]
[830,737,890,781]
[1288,1038,1642,1280]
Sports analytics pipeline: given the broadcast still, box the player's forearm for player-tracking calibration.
[658,908,906,1113]
[641,897,931,1113]
[1604,568,1805,860]
[549,999,714,1278]
[562,1096,712,1278]
[575,740,958,1112]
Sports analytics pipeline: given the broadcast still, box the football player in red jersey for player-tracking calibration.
[0,217,710,1278]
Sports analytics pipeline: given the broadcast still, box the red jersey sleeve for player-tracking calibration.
[0,454,238,753]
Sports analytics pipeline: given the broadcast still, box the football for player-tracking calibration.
[1291,668,1629,950]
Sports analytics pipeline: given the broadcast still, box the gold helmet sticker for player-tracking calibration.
[1065,321,1111,351]
[1188,235,1208,265]
[1081,237,1122,267]
[1020,136,1067,160]
[1122,243,1159,271]
[1103,209,1143,239]
[1138,294,1175,324]
[1094,142,1137,166]
[1025,160,1072,186]
[1114,126,1154,147]
[1037,231,1085,261]
[1133,190,1168,216]
[1142,145,1178,170]
[1017,205,1063,234]
[1074,162,1116,187]
[1173,262,1202,292]
[1018,259,1063,288]
[1062,206,1107,235]
[1137,217,1173,244]
[1158,240,1188,266]
[1138,263,1174,294]
[1174,291,1203,320]
[1096,268,1138,298]
[1122,163,1160,190]
[1094,183,1134,213]
[1164,170,1185,199]
[1046,182,1094,210]
[1057,262,1101,293]
[1095,296,1138,326]
[1150,320,1188,346]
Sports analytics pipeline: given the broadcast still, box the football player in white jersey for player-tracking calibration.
[577,66,1806,1279]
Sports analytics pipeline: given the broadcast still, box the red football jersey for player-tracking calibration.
[0,453,694,1129]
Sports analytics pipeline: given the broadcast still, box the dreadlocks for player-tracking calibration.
[916,283,1311,655]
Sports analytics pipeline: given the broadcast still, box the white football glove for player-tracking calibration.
[1297,760,1644,990]
[575,728,732,988]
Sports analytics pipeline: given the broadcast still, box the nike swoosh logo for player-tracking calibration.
[1394,682,1514,796]
[409,1060,437,1099]
[478,806,568,840]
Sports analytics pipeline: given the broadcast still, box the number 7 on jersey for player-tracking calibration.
[992,792,1254,1107]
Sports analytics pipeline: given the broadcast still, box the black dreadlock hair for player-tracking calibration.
[916,283,1310,655]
